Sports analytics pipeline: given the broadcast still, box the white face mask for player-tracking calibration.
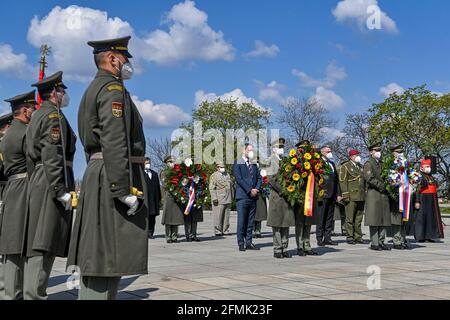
[145,164,151,170]
[247,151,254,160]
[114,56,134,80]
[219,168,225,173]
[277,148,284,156]
[397,153,404,159]
[55,91,70,108]
[168,162,174,169]
[422,167,431,174]
[354,156,361,164]
[326,152,334,160]
[374,151,381,159]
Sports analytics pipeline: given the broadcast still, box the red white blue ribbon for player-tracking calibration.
[184,177,196,215]
[399,171,411,221]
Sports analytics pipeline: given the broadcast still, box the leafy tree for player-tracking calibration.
[369,85,450,198]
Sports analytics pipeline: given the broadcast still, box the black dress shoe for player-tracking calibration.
[402,243,410,249]
[282,251,292,258]
[172,239,178,243]
[355,239,365,244]
[369,245,382,251]
[317,240,325,247]
[418,240,426,243]
[239,245,246,252]
[297,249,307,256]
[166,239,172,244]
[380,244,391,251]
[192,237,201,242]
[274,253,284,259]
[347,240,356,245]
[305,250,319,256]
[148,233,154,239]
[324,240,339,246]
[426,239,436,243]
[186,238,193,242]
[246,243,260,250]
[393,244,404,250]
[331,232,338,237]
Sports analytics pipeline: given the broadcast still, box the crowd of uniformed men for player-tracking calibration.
[0,35,444,301]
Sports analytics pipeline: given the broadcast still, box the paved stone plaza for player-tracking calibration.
[47,211,450,300]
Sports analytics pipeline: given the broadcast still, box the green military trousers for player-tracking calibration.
[253,221,262,236]
[369,226,387,247]
[345,201,364,241]
[3,254,24,300]
[79,276,121,300]
[165,225,179,241]
[184,215,198,240]
[392,224,407,245]
[0,257,4,300]
[23,254,55,300]
[272,227,289,254]
[295,224,312,251]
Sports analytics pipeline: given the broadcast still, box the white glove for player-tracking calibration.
[57,193,72,211]
[119,195,139,216]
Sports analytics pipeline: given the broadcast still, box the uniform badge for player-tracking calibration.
[51,127,61,141]
[107,84,123,92]
[112,102,123,118]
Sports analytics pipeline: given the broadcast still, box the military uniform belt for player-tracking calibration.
[89,152,145,164]
[8,173,28,180]
[35,161,73,168]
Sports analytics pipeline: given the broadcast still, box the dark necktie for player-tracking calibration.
[247,161,254,179]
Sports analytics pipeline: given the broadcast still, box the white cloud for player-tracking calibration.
[318,127,345,140]
[132,96,191,128]
[195,88,266,111]
[311,86,345,110]
[379,82,404,97]
[255,80,289,105]
[0,44,34,79]
[332,0,398,33]
[26,2,235,81]
[139,0,235,64]
[244,40,279,59]
[27,5,133,82]
[292,61,347,89]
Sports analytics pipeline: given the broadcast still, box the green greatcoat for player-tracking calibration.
[0,119,29,255]
[24,101,76,257]
[160,170,185,226]
[363,157,391,227]
[266,157,296,228]
[67,69,148,277]
[255,195,268,222]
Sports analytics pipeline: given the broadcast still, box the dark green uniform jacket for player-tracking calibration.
[24,101,76,257]
[363,157,391,227]
[339,160,365,202]
[0,119,29,254]
[267,156,296,228]
[160,170,185,226]
[67,69,148,277]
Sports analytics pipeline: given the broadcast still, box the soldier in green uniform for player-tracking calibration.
[0,92,36,300]
[23,72,76,300]
[67,36,149,300]
[267,138,295,259]
[388,145,410,250]
[0,113,12,300]
[160,156,185,243]
[339,149,366,245]
[294,140,319,256]
[363,143,391,251]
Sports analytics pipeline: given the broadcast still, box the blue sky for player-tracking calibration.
[1,0,449,178]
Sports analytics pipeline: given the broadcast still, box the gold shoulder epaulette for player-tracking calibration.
[107,84,123,92]
[48,113,63,120]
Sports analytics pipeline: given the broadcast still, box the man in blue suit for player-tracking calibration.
[233,143,262,251]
